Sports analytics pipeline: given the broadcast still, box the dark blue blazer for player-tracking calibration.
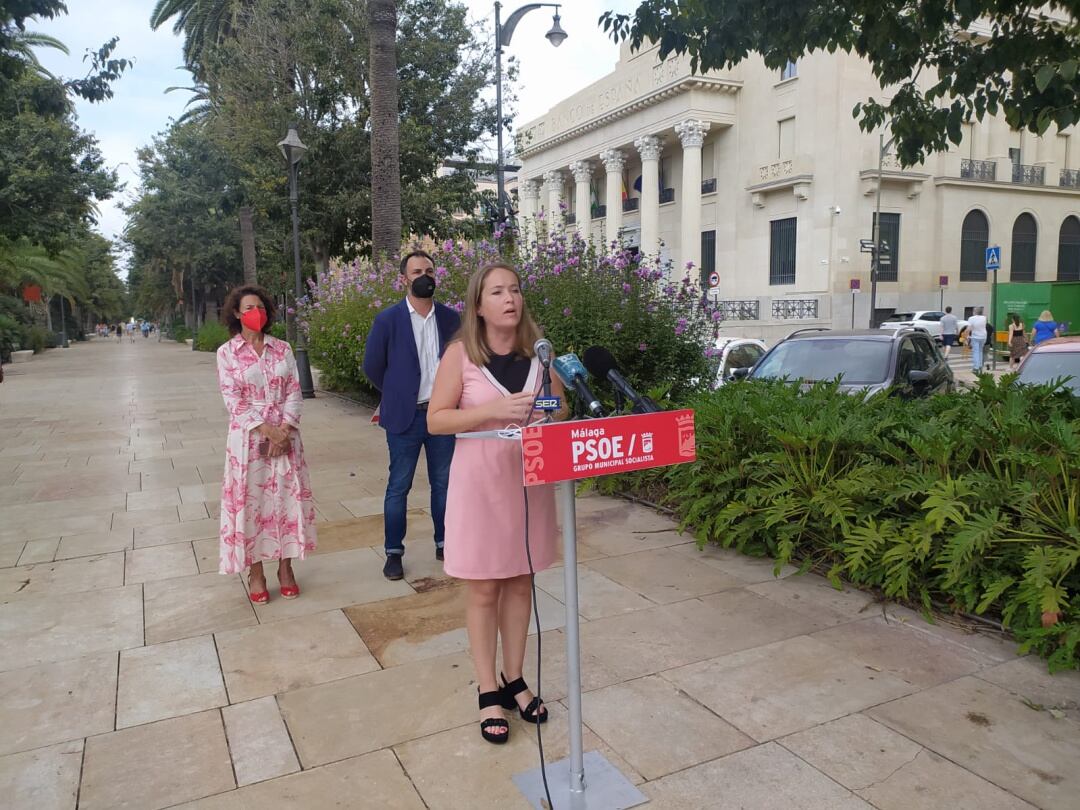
[362,299,461,434]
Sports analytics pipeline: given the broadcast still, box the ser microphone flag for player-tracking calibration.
[552,353,604,417]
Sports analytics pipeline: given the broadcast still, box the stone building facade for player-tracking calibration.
[516,41,1080,342]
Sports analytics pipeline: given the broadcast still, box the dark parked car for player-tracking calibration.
[742,328,954,398]
[1015,337,1080,395]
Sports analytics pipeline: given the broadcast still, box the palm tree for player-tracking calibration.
[368,0,402,259]
[6,29,69,81]
[150,0,246,77]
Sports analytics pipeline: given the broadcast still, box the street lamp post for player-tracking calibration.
[494,2,567,227]
[277,123,316,399]
[58,294,69,348]
[869,130,896,329]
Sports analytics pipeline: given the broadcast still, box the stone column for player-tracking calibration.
[569,160,593,239]
[600,148,626,249]
[518,179,541,239]
[543,169,565,230]
[1034,124,1058,186]
[675,120,710,274]
[634,135,663,257]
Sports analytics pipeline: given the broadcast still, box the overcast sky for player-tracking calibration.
[33,0,637,257]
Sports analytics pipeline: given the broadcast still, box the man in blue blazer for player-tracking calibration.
[363,250,461,580]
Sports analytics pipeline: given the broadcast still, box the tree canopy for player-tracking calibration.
[601,1,1080,165]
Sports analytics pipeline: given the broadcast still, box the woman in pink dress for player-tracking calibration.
[216,285,317,603]
[428,262,565,745]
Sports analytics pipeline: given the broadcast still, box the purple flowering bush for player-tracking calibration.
[300,230,714,400]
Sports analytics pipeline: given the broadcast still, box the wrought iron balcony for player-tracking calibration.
[564,213,576,225]
[622,198,639,212]
[701,178,717,194]
[960,158,996,181]
[718,300,760,321]
[771,299,819,320]
[1061,168,1080,188]
[659,188,675,204]
[1011,163,1045,186]
[591,204,606,219]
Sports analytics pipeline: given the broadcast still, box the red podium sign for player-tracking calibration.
[521,409,696,487]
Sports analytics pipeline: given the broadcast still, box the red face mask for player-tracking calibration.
[240,308,267,332]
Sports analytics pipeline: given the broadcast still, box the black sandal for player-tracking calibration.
[500,672,548,724]
[478,690,510,744]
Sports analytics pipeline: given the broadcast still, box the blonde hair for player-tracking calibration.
[1039,310,1055,321]
[457,262,541,366]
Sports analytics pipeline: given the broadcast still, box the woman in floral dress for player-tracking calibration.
[216,285,317,602]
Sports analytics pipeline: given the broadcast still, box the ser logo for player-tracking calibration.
[533,397,562,411]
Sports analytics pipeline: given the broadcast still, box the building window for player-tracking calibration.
[960,210,989,281]
[872,212,900,282]
[780,60,798,81]
[777,117,795,159]
[700,230,716,287]
[769,218,797,285]
[1010,213,1037,281]
[1059,215,1080,281]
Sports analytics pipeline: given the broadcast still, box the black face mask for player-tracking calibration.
[411,274,436,299]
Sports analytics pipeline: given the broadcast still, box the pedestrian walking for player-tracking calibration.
[940,306,959,358]
[116,323,123,343]
[216,284,317,603]
[1007,313,1028,370]
[1030,310,1061,347]
[427,262,566,745]
[362,250,460,581]
[964,306,989,372]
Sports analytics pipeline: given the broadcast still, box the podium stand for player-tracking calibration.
[461,409,696,809]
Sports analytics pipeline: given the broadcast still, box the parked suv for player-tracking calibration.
[744,328,954,398]
[878,311,968,342]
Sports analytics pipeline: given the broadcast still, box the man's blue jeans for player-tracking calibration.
[970,337,986,372]
[383,408,454,556]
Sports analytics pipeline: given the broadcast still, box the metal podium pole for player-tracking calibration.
[560,480,586,795]
[513,479,647,810]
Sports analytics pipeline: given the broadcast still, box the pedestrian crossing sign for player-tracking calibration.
[985,245,1001,270]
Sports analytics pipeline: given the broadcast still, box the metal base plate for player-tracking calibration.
[513,751,648,810]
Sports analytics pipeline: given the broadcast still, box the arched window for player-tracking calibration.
[1059,216,1080,282]
[1010,213,1037,281]
[960,210,989,281]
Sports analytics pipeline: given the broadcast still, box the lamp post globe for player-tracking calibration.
[277,123,316,398]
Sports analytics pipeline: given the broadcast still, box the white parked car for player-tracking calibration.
[878,311,967,342]
[711,337,768,387]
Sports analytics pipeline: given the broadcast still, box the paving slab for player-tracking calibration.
[534,564,654,619]
[581,674,754,779]
[54,529,134,560]
[344,585,468,667]
[216,609,379,702]
[585,546,744,603]
[870,676,1080,808]
[15,537,58,565]
[79,710,235,810]
[125,542,200,584]
[0,585,143,671]
[0,553,125,598]
[175,750,425,809]
[0,653,116,756]
[117,635,228,728]
[976,656,1080,725]
[221,696,300,786]
[0,739,83,810]
[640,741,872,809]
[143,571,257,644]
[664,634,915,741]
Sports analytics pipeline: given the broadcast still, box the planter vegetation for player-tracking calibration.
[603,377,1080,671]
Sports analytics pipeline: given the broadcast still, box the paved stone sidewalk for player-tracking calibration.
[1,338,1077,810]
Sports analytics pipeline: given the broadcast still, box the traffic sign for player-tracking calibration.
[939,275,949,287]
[985,246,1001,271]
[708,271,719,289]
[849,278,861,292]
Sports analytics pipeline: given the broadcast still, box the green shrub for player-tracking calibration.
[299,231,713,400]
[607,378,1080,671]
[24,325,47,353]
[269,322,287,340]
[194,322,230,352]
[171,324,193,342]
[0,314,24,362]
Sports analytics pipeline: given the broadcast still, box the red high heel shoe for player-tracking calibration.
[248,579,269,605]
[279,582,300,599]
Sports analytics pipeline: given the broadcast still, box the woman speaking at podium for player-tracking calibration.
[427,262,566,745]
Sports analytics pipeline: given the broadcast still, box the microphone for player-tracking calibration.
[552,353,604,417]
[583,345,660,414]
[533,338,553,370]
